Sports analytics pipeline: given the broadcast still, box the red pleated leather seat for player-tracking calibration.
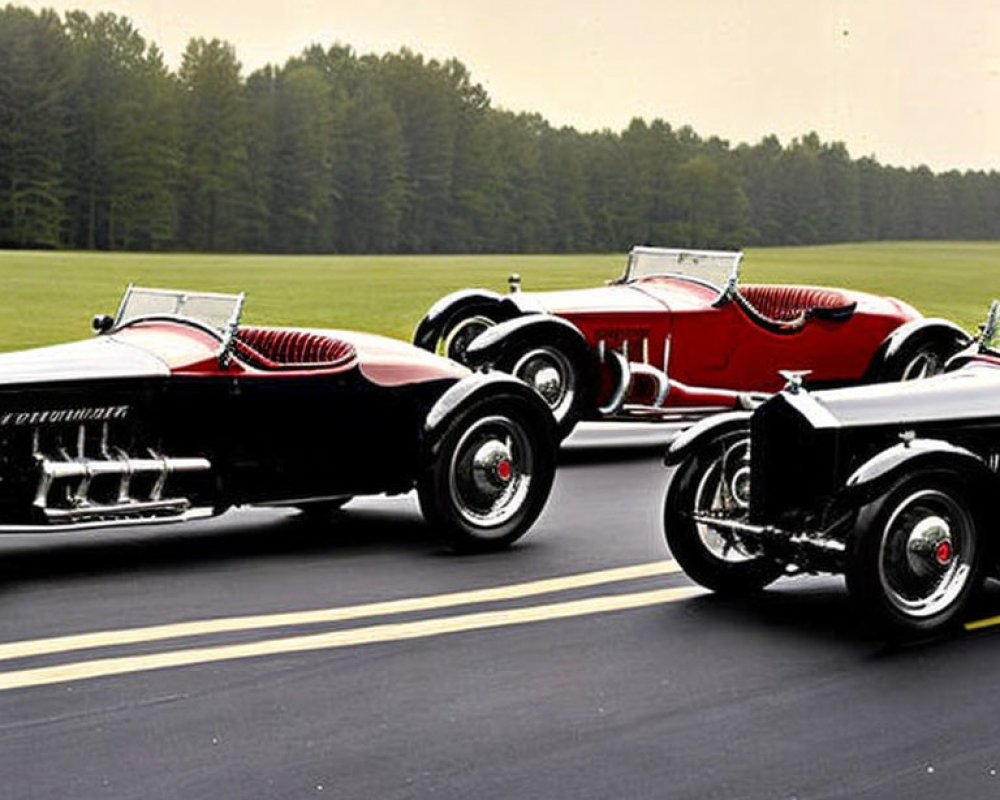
[235,327,356,370]
[739,285,855,323]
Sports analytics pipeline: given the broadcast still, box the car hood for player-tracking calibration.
[516,279,716,315]
[778,361,1000,430]
[0,336,169,388]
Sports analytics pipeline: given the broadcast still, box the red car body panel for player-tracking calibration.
[420,248,971,434]
[530,277,919,400]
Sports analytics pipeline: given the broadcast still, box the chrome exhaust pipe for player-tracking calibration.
[597,347,630,416]
[627,362,669,407]
[34,450,211,511]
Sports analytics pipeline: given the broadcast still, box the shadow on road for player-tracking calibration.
[0,503,449,587]
[669,577,1000,654]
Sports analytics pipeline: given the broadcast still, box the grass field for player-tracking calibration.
[1,241,999,351]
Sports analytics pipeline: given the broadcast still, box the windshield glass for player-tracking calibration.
[980,299,1000,353]
[623,246,742,293]
[115,287,244,335]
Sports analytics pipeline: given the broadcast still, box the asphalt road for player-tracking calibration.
[3,430,1000,799]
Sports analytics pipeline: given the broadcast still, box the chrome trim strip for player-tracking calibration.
[783,391,842,430]
[0,507,215,533]
[690,513,846,554]
[44,498,192,524]
[260,494,354,508]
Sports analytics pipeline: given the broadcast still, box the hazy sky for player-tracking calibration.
[20,0,1000,171]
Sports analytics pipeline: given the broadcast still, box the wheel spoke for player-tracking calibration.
[692,436,754,564]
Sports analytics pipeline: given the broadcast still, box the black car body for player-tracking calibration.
[663,302,1000,636]
[0,287,558,552]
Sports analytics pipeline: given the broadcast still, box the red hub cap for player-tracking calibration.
[496,459,513,481]
[934,540,952,565]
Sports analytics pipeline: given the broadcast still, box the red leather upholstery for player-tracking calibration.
[235,327,356,370]
[738,285,855,323]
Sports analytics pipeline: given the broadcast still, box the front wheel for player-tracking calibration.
[663,429,783,594]
[417,397,556,552]
[845,474,982,637]
[442,313,496,363]
[496,344,587,440]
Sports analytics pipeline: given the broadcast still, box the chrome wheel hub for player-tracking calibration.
[471,440,515,494]
[448,415,533,532]
[730,465,751,508]
[530,366,563,405]
[879,489,973,618]
[512,347,576,422]
[905,515,953,577]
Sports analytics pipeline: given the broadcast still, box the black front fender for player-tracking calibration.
[423,371,556,454]
[844,438,995,504]
[664,410,752,467]
[863,318,972,382]
[412,289,520,352]
[463,314,587,368]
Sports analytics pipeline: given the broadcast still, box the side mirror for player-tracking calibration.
[92,314,114,334]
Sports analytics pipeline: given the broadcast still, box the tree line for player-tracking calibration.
[3,4,1000,254]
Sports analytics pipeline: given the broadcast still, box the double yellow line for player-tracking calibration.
[0,560,702,692]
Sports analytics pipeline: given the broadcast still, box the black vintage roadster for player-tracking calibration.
[664,301,1000,636]
[0,287,558,552]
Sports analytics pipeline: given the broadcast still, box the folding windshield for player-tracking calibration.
[623,246,742,295]
[114,286,245,335]
[980,299,1000,353]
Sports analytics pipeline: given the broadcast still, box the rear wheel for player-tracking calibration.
[845,473,982,637]
[663,429,783,594]
[877,333,963,382]
[417,397,556,552]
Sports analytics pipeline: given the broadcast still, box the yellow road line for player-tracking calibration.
[0,585,705,692]
[0,560,682,663]
[964,615,1000,631]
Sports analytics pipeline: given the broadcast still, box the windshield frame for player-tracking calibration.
[112,285,246,355]
[618,246,742,300]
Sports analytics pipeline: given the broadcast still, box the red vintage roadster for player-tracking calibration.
[415,247,971,438]
[0,287,558,551]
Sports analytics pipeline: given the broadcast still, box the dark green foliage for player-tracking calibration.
[0,5,70,248]
[177,38,249,251]
[61,11,179,250]
[1,4,1000,253]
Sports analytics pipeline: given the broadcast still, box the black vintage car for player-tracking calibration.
[0,287,558,552]
[663,301,1000,636]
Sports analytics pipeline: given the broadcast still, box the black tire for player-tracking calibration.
[877,334,959,382]
[845,472,983,637]
[663,428,783,594]
[495,343,589,441]
[417,395,556,552]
